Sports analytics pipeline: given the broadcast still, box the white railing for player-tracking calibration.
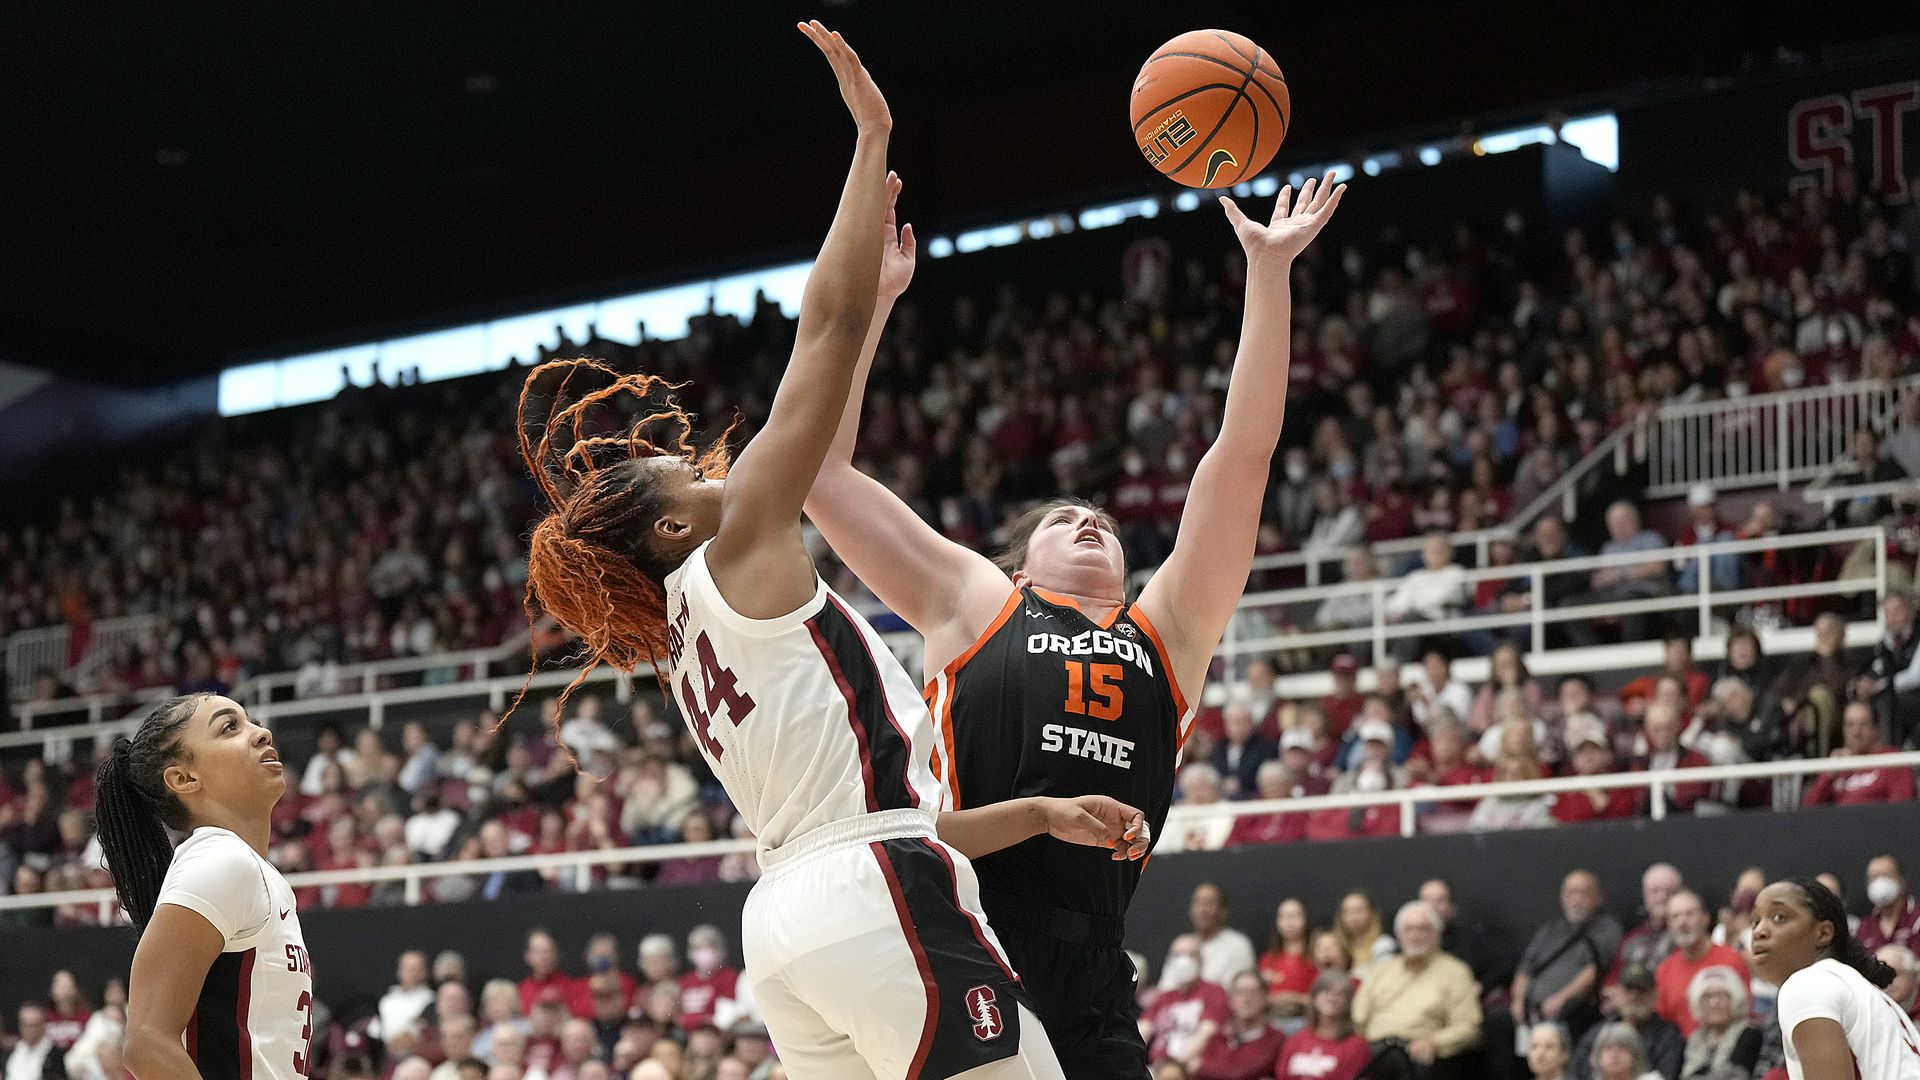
[1806,477,1920,509]
[1217,525,1885,668]
[5,751,1914,918]
[5,614,162,702]
[1648,376,1920,498]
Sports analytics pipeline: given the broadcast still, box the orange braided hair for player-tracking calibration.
[504,358,734,766]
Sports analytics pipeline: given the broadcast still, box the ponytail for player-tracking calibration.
[93,696,202,927]
[1786,876,1898,989]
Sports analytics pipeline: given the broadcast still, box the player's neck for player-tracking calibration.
[197,806,272,858]
[1035,585,1123,615]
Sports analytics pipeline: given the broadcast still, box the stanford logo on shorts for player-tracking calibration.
[966,985,1004,1041]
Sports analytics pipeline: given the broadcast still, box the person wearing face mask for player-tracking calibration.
[1271,449,1317,539]
[1859,855,1920,952]
[1145,937,1232,1073]
[675,926,740,1033]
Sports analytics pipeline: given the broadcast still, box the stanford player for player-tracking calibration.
[512,23,1146,1080]
[95,693,316,1080]
[807,165,1344,1076]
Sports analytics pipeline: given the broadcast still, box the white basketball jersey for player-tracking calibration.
[156,828,316,1080]
[1779,958,1920,1080]
[661,543,941,856]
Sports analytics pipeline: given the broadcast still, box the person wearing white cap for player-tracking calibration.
[1329,718,1407,833]
[1674,485,1738,595]
[1551,714,1636,823]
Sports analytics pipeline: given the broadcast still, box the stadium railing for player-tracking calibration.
[1806,477,1920,509]
[1647,375,1920,499]
[4,614,163,705]
[4,750,1914,920]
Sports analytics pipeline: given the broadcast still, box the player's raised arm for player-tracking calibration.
[707,22,894,616]
[804,181,1013,649]
[1135,173,1345,688]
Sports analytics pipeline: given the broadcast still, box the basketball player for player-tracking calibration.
[805,172,1345,1075]
[95,693,316,1080]
[514,23,1146,1080]
[1751,878,1920,1079]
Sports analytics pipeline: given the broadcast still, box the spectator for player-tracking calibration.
[1631,704,1711,815]
[379,950,437,1041]
[637,933,679,990]
[1423,877,1510,991]
[1677,967,1758,1080]
[1193,972,1287,1080]
[404,790,462,861]
[1409,714,1487,813]
[1211,702,1277,800]
[1178,763,1225,808]
[580,933,639,1015]
[1145,935,1231,1072]
[1652,892,1747,1037]
[1763,612,1854,759]
[429,1017,477,1080]
[1468,754,1556,832]
[1328,718,1409,837]
[1801,701,1917,805]
[471,979,526,1060]
[1876,944,1920,1023]
[1553,715,1637,823]
[1332,890,1394,978]
[518,930,578,1018]
[1275,971,1370,1080]
[1527,1022,1576,1080]
[1315,552,1380,635]
[557,698,621,764]
[547,1020,599,1080]
[6,1007,61,1080]
[1385,532,1469,639]
[1320,656,1367,741]
[1224,760,1317,847]
[1671,488,1739,594]
[1571,964,1682,1080]
[1586,1022,1667,1080]
[1470,646,1546,733]
[43,973,90,1051]
[1351,900,1481,1079]
[677,925,739,1032]
[1608,864,1684,996]
[476,823,544,900]
[1712,628,1776,699]
[1510,870,1623,1053]
[1259,898,1318,1022]
[398,722,442,795]
[1185,883,1258,986]
[1408,650,1473,730]
[1861,590,1920,748]
[1858,853,1920,951]
[1573,502,1675,644]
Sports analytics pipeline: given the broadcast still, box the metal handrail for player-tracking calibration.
[5,751,1914,914]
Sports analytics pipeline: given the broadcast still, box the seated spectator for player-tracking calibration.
[1315,551,1380,635]
[1145,936,1231,1073]
[1875,944,1919,1023]
[1712,628,1776,698]
[8,1006,58,1080]
[1470,645,1545,733]
[1671,487,1739,595]
[1193,972,1287,1080]
[1180,883,1257,987]
[1571,501,1675,644]
[1352,900,1482,1079]
[1313,930,1354,982]
[1570,964,1682,1080]
[1858,853,1920,952]
[1653,891,1747,1037]
[471,979,527,1060]
[1862,590,1920,749]
[1259,899,1318,1022]
[1408,649,1473,730]
[1332,890,1396,978]
[1761,612,1853,759]
[1678,967,1759,1080]
[1410,716,1489,814]
[380,950,437,1041]
[1225,757,1323,847]
[1607,864,1683,996]
[1211,701,1277,799]
[44,971,90,1051]
[1384,531,1468,649]
[1542,675,1625,737]
[676,926,739,1032]
[1631,704,1711,815]
[1330,718,1409,800]
[1586,1022,1668,1080]
[653,811,726,887]
[1178,763,1226,808]
[518,931,578,1018]
[1509,870,1623,1060]
[1621,638,1711,718]
[1275,971,1371,1080]
[1320,655,1367,741]
[1801,701,1917,805]
[1527,1021,1576,1080]
[1553,716,1637,823]
[1467,754,1556,833]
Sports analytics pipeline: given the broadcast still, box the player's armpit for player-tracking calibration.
[1788,1017,1856,1080]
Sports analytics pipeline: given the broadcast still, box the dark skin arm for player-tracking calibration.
[706,22,893,619]
[1790,1017,1859,1080]
[123,905,226,1080]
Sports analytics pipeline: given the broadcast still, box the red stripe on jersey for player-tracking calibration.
[807,620,881,813]
[871,841,939,1080]
[235,949,256,1080]
[921,838,1022,987]
[826,594,921,810]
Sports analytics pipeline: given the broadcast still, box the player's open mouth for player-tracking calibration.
[261,750,282,768]
[1075,531,1104,547]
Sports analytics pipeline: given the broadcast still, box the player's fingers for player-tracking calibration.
[1267,184,1293,226]
[1312,171,1339,212]
[1218,195,1252,230]
[1295,176,1319,214]
[899,222,916,257]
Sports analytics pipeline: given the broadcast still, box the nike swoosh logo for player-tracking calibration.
[1202,148,1238,187]
[280,908,291,920]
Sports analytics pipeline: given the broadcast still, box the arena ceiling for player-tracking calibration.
[1,0,1908,383]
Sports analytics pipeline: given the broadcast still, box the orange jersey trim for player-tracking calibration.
[1028,586,1124,630]
[924,589,1022,810]
[1127,605,1191,727]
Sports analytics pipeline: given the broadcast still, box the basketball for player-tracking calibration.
[1130,30,1290,189]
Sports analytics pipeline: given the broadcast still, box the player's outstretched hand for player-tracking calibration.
[1041,795,1153,861]
[1219,168,1345,272]
[880,171,916,302]
[799,20,891,134]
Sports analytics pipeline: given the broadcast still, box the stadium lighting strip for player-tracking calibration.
[216,113,1617,417]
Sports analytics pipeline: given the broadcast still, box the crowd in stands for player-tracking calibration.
[6,856,1918,1080]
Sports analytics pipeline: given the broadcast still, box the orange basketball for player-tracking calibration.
[1130,30,1290,189]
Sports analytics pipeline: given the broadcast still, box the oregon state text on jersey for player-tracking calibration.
[925,586,1195,917]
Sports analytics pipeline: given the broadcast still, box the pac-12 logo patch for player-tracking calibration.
[966,985,1004,1041]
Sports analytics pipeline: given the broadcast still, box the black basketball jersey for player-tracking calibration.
[924,585,1196,918]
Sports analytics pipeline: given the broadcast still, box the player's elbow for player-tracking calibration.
[798,305,875,344]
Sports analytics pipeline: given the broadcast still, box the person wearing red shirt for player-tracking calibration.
[1319,655,1365,741]
[580,933,640,1018]
[43,970,91,1051]
[1653,891,1748,1037]
[518,929,581,1018]
[1802,702,1918,807]
[676,925,740,1033]
[1619,637,1712,714]
[1145,939,1231,1071]
[1553,716,1638,824]
[1631,702,1712,813]
[1193,972,1288,1080]
[1258,898,1319,1021]
[1226,753,1325,848]
[1858,854,1920,952]
[1274,971,1370,1080]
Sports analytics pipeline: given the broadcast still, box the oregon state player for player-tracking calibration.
[807,175,1345,1076]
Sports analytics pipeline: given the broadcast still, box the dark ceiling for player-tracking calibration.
[2,0,1911,384]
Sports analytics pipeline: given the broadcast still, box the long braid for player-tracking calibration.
[1786,876,1898,988]
[93,695,202,927]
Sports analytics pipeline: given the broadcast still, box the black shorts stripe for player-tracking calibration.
[806,595,918,812]
[190,948,256,1080]
[874,838,1028,1079]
